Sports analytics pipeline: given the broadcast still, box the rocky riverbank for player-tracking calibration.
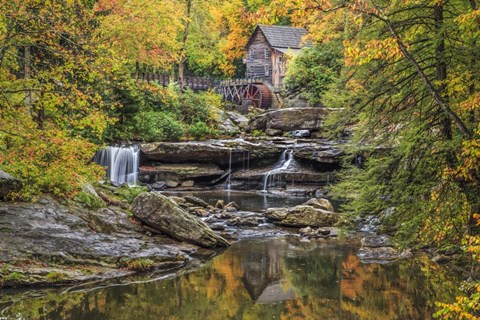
[1,184,419,289]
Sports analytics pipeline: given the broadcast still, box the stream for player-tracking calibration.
[0,237,459,320]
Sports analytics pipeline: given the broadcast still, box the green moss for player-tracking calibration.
[75,191,105,209]
[45,271,67,282]
[114,185,147,203]
[121,258,156,271]
[4,271,26,281]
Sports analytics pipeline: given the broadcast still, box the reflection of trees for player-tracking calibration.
[2,239,460,320]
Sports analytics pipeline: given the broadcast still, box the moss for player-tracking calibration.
[45,271,67,282]
[114,185,148,204]
[4,271,26,281]
[75,191,105,209]
[121,258,156,271]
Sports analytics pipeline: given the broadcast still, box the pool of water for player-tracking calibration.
[0,237,459,320]
[163,190,310,212]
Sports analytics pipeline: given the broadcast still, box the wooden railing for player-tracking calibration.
[134,72,216,91]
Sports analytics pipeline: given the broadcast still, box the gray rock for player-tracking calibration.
[165,180,179,188]
[0,199,190,283]
[184,196,209,208]
[181,180,194,187]
[289,130,311,138]
[265,205,339,227]
[358,234,411,262]
[265,129,283,136]
[0,170,21,200]
[132,192,229,248]
[226,111,249,128]
[248,107,331,132]
[150,181,166,190]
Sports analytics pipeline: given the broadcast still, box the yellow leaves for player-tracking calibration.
[344,38,402,67]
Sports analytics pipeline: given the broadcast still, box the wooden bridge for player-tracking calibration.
[136,73,273,109]
[135,72,215,91]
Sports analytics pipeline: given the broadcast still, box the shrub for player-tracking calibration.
[134,111,184,141]
[188,121,217,140]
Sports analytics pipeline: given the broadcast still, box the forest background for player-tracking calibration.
[1,0,479,317]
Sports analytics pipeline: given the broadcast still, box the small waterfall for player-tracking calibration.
[262,150,295,192]
[225,148,232,190]
[94,146,140,186]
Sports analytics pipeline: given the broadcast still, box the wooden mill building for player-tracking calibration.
[245,25,310,91]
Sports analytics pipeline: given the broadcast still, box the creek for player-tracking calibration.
[0,236,459,320]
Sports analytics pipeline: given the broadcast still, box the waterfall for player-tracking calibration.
[225,148,232,190]
[262,150,295,192]
[94,146,140,186]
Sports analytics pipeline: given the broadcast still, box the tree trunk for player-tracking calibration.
[178,0,192,89]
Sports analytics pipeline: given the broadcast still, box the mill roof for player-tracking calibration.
[248,25,310,49]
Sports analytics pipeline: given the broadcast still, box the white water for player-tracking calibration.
[262,150,296,192]
[225,148,232,190]
[94,146,140,186]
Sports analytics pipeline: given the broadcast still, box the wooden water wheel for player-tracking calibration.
[242,83,272,109]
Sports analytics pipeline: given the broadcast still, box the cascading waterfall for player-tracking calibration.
[94,146,140,186]
[262,149,296,192]
[225,148,232,190]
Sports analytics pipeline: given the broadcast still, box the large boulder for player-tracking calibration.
[302,198,335,212]
[0,170,21,200]
[248,107,331,132]
[132,192,229,248]
[265,205,339,227]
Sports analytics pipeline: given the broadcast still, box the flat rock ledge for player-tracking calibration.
[0,199,198,288]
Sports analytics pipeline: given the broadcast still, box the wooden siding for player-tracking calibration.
[245,30,273,82]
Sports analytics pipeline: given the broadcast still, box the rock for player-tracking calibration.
[302,198,335,212]
[227,216,261,227]
[358,234,412,262]
[0,199,191,286]
[289,130,311,138]
[150,181,166,191]
[225,201,240,210]
[87,207,142,234]
[215,200,225,209]
[181,180,194,187]
[184,196,209,208]
[247,107,331,132]
[140,163,224,184]
[132,192,229,248]
[265,129,283,136]
[265,205,339,228]
[226,111,249,129]
[169,196,186,205]
[299,226,314,235]
[165,180,179,188]
[210,223,226,231]
[0,170,21,200]
[361,234,392,248]
[188,207,210,217]
[211,106,240,135]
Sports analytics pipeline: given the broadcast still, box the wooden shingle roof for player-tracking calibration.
[251,25,309,49]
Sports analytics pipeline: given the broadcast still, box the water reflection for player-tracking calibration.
[0,238,459,320]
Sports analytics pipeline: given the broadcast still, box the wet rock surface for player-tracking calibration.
[357,234,412,262]
[0,198,193,287]
[132,192,230,248]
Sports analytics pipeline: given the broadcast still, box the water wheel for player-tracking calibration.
[242,84,272,109]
